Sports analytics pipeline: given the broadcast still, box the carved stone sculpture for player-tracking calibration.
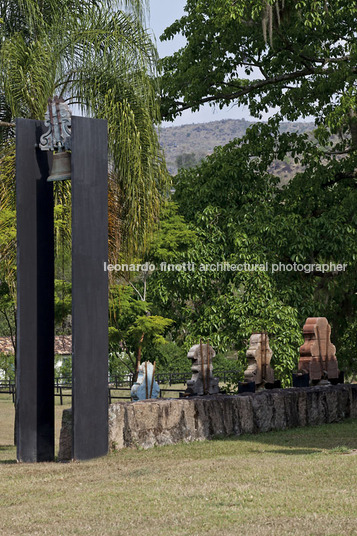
[186,341,219,396]
[298,317,339,381]
[244,332,275,385]
[131,361,160,401]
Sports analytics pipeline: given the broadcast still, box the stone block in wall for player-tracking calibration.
[59,384,357,460]
[350,386,357,419]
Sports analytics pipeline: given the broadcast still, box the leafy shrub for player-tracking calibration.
[0,353,15,381]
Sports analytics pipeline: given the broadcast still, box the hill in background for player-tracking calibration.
[159,118,315,181]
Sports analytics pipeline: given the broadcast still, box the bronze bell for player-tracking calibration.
[47,151,71,182]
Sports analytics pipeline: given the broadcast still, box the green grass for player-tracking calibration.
[1,395,357,535]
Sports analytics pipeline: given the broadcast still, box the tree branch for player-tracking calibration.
[322,171,357,189]
[0,121,15,128]
[169,67,330,116]
[324,148,354,156]
[127,280,144,302]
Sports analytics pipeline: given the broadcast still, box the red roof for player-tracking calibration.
[0,335,72,355]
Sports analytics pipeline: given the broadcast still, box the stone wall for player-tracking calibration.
[58,384,357,460]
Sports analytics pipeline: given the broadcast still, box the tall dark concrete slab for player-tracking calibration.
[71,116,108,460]
[16,118,54,462]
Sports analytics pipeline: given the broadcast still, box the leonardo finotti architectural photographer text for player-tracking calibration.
[104,261,348,274]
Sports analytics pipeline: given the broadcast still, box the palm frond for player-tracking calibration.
[0,0,168,263]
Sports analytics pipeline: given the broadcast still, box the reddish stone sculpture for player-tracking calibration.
[298,317,339,381]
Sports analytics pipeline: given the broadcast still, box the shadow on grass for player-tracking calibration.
[217,419,357,453]
[0,445,16,464]
[262,448,321,455]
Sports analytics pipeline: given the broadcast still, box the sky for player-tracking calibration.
[148,0,268,127]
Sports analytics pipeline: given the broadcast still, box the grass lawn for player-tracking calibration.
[1,395,357,536]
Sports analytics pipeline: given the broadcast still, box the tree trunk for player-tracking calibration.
[348,109,357,149]
[134,332,145,382]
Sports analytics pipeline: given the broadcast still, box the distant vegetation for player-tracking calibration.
[159,118,314,179]
[2,1,357,385]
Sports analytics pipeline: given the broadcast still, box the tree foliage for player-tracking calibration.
[143,121,357,383]
[154,0,357,380]
[176,152,202,170]
[0,0,170,361]
[160,0,357,144]
[146,152,302,384]
[0,0,169,263]
[108,284,175,377]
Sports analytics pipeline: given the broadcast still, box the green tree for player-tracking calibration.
[157,0,357,381]
[108,284,174,379]
[160,0,357,145]
[146,124,357,384]
[176,152,200,170]
[151,341,189,374]
[0,0,169,271]
[0,0,170,366]
[143,201,196,340]
[0,280,16,351]
[0,352,15,382]
[0,205,16,345]
[106,202,196,377]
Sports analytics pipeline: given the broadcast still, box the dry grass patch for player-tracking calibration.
[1,395,356,536]
[0,394,70,456]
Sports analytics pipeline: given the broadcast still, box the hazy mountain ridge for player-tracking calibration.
[159,118,315,178]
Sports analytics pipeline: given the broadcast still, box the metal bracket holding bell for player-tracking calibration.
[39,96,72,182]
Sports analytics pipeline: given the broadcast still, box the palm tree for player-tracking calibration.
[0,0,168,281]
